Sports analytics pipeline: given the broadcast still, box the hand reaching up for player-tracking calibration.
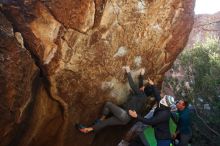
[140,68,145,75]
[122,66,130,73]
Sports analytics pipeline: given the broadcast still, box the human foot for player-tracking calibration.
[80,127,93,133]
[76,124,94,133]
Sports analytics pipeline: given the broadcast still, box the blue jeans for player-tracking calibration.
[157,140,171,146]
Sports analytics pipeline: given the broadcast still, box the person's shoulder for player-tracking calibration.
[160,108,171,115]
[184,107,190,113]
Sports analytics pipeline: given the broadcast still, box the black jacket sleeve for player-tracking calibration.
[137,110,169,125]
[151,85,161,103]
[127,72,139,94]
[139,74,144,88]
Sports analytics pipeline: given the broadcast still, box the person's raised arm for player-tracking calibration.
[123,66,139,94]
[129,109,168,125]
[148,78,161,103]
[139,68,145,88]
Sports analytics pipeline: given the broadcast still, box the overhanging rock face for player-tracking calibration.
[0,0,195,146]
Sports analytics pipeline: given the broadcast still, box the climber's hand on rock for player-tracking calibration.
[140,68,145,75]
[122,66,130,73]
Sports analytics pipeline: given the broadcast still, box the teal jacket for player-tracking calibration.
[177,108,192,135]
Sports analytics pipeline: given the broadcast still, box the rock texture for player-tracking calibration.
[0,0,195,146]
[0,11,37,146]
[186,11,220,48]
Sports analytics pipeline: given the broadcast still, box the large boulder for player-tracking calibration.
[0,0,195,146]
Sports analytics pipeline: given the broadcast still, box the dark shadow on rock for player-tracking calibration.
[7,71,41,146]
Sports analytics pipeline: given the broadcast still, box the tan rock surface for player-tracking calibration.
[1,0,195,145]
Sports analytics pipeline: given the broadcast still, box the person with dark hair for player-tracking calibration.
[173,99,192,146]
[128,79,176,146]
[76,66,155,134]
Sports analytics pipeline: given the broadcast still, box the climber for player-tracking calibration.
[128,82,176,146]
[76,66,156,134]
[172,99,192,146]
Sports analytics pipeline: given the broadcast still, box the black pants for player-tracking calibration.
[92,102,131,131]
